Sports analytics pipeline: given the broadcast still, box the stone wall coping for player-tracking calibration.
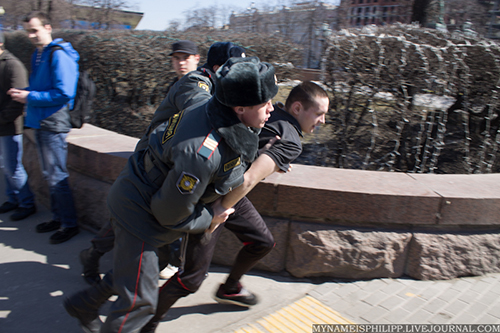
[65,124,500,227]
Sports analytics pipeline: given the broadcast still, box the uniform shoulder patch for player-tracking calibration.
[176,172,200,195]
[197,130,221,160]
[224,157,241,172]
[198,81,209,92]
[162,110,185,144]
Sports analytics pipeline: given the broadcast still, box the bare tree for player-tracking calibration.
[167,19,181,32]
[1,0,71,29]
[183,6,216,30]
[77,0,131,29]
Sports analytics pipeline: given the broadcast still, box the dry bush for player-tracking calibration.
[4,29,303,138]
[314,24,500,174]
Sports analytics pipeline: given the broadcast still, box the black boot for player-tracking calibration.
[80,245,104,285]
[140,273,192,332]
[64,273,114,333]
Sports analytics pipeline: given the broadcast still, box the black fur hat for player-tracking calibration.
[215,57,278,107]
[206,42,246,68]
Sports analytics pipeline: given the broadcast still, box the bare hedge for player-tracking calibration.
[317,24,500,174]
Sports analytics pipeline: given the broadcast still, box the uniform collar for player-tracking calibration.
[206,98,259,162]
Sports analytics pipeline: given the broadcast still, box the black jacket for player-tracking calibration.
[0,50,28,136]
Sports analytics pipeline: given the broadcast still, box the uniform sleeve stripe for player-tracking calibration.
[197,130,221,160]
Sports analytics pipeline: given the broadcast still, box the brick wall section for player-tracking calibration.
[22,124,500,280]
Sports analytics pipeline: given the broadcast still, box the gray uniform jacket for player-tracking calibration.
[135,66,215,151]
[0,50,28,136]
[107,97,259,248]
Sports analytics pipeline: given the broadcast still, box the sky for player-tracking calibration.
[134,0,253,31]
[133,0,340,31]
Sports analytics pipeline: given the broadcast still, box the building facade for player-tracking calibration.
[229,2,338,68]
[340,0,414,27]
[61,5,143,30]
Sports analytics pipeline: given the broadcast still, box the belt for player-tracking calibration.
[143,149,167,187]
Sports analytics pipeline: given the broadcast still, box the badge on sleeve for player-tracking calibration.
[176,172,199,195]
[224,157,241,172]
[198,82,209,92]
[162,110,185,144]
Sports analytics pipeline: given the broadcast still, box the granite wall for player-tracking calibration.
[22,125,500,280]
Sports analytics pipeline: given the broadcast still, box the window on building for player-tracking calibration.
[359,0,364,3]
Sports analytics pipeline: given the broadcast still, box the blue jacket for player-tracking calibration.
[25,38,79,131]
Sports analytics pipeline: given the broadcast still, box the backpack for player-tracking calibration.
[50,44,96,129]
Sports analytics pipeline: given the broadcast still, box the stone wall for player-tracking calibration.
[23,125,500,281]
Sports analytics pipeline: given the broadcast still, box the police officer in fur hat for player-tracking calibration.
[64,56,278,333]
[77,41,248,287]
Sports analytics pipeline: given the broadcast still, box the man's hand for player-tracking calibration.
[8,88,29,104]
[207,198,235,233]
[258,135,280,155]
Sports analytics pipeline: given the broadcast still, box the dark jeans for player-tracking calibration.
[34,129,77,227]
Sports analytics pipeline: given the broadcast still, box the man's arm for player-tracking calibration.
[221,153,279,210]
[205,153,278,234]
[23,50,78,107]
[1,61,28,124]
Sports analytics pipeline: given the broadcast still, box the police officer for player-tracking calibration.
[136,41,246,151]
[140,81,329,333]
[64,56,279,333]
[78,41,247,285]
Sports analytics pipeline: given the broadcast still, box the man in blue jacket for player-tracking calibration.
[9,11,79,244]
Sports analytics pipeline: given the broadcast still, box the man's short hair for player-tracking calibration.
[24,11,51,26]
[285,81,328,111]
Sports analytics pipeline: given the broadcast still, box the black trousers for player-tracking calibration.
[148,196,275,326]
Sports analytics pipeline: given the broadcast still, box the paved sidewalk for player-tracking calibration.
[0,179,499,332]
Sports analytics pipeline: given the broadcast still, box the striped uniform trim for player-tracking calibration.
[197,130,221,160]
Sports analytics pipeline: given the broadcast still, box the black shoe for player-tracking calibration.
[213,283,258,307]
[50,227,79,244]
[36,220,61,233]
[80,246,103,285]
[0,201,18,214]
[64,297,102,333]
[10,206,36,221]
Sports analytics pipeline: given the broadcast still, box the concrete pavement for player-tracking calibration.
[1,181,499,332]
